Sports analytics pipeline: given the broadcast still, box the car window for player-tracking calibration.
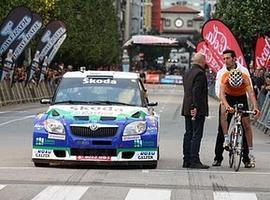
[53,77,143,106]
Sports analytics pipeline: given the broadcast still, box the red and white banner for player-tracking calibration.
[196,19,247,72]
[254,36,270,69]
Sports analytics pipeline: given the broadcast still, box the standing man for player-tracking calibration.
[212,49,253,168]
[181,53,209,169]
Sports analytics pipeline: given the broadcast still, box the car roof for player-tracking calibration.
[63,70,139,79]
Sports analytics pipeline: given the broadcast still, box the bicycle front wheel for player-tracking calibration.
[233,126,243,172]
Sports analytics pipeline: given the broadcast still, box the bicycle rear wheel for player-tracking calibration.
[229,150,233,168]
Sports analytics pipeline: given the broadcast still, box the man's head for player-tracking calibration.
[192,53,206,68]
[223,49,236,69]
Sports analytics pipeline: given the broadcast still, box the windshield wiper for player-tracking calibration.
[53,100,137,106]
[53,100,91,105]
[88,101,137,106]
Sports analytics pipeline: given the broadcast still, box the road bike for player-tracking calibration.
[227,103,255,172]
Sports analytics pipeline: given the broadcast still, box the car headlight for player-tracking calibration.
[44,119,65,134]
[123,121,146,136]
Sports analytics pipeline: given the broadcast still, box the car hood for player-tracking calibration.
[45,105,149,120]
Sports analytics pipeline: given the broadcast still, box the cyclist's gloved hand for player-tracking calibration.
[253,108,261,118]
[226,106,234,113]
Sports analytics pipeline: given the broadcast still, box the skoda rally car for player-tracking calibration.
[32,70,159,168]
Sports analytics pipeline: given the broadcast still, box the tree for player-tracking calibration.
[214,0,270,64]
[54,0,120,68]
[0,0,120,68]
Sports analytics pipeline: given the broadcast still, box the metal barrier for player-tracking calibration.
[255,91,270,134]
[0,80,56,107]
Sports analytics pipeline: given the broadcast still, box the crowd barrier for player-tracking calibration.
[255,91,270,134]
[0,80,56,107]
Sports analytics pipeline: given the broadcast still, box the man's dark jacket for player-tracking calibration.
[181,64,209,116]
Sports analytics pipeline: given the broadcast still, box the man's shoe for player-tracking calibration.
[212,160,222,167]
[182,162,190,168]
[189,163,210,169]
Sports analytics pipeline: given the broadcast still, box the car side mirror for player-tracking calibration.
[40,98,51,104]
[148,102,158,107]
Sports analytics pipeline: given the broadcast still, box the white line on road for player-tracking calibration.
[0,185,6,190]
[32,185,89,200]
[0,115,35,126]
[145,169,270,176]
[125,188,171,200]
[214,192,257,200]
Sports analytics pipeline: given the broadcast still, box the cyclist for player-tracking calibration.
[213,49,252,168]
[219,68,260,167]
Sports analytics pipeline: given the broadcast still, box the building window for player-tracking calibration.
[187,20,193,27]
[165,19,171,27]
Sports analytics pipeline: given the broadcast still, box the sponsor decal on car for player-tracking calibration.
[122,135,141,141]
[76,155,111,161]
[34,124,44,130]
[34,149,52,158]
[137,151,156,160]
[35,137,55,145]
[134,139,142,147]
[83,78,117,85]
[48,133,65,140]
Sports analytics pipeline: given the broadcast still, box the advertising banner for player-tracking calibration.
[27,20,66,83]
[254,36,270,69]
[197,19,247,72]
[0,6,32,80]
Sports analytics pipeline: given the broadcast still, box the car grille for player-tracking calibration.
[70,126,118,138]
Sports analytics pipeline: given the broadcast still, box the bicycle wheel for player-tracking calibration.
[228,133,234,168]
[233,126,243,172]
[229,150,233,168]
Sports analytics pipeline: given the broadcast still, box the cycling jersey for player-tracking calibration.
[221,71,252,96]
[215,62,251,98]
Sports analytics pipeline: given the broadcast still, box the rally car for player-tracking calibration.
[32,70,159,168]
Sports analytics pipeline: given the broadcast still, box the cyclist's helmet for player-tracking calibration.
[229,69,243,87]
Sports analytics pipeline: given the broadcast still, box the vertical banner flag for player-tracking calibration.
[27,20,67,83]
[196,19,247,72]
[7,13,42,83]
[254,36,270,69]
[0,6,32,80]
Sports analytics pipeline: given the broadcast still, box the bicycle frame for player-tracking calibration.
[228,104,254,171]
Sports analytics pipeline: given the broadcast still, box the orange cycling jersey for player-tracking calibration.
[221,72,252,96]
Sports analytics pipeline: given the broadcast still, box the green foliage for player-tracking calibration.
[0,0,120,68]
[214,0,270,63]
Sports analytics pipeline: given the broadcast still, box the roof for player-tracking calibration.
[63,70,139,79]
[161,5,200,14]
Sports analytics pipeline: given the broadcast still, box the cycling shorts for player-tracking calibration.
[225,93,249,117]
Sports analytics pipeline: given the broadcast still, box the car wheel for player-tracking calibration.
[34,162,49,167]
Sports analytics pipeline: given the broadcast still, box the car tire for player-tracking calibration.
[34,162,49,167]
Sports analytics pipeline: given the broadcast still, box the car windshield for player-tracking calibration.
[53,77,142,106]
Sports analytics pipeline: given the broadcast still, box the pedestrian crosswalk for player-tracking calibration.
[0,184,260,200]
[32,186,89,200]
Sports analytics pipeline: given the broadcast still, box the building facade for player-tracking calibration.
[161,5,204,39]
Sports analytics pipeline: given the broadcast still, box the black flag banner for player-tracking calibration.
[27,20,66,83]
[40,33,67,81]
[12,13,42,62]
[0,6,32,80]
[3,13,42,82]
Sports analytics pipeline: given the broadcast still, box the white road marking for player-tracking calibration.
[125,188,171,200]
[0,185,6,190]
[214,192,257,200]
[32,185,89,200]
[0,115,35,126]
[151,169,270,176]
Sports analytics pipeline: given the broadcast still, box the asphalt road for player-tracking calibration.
[0,84,269,200]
